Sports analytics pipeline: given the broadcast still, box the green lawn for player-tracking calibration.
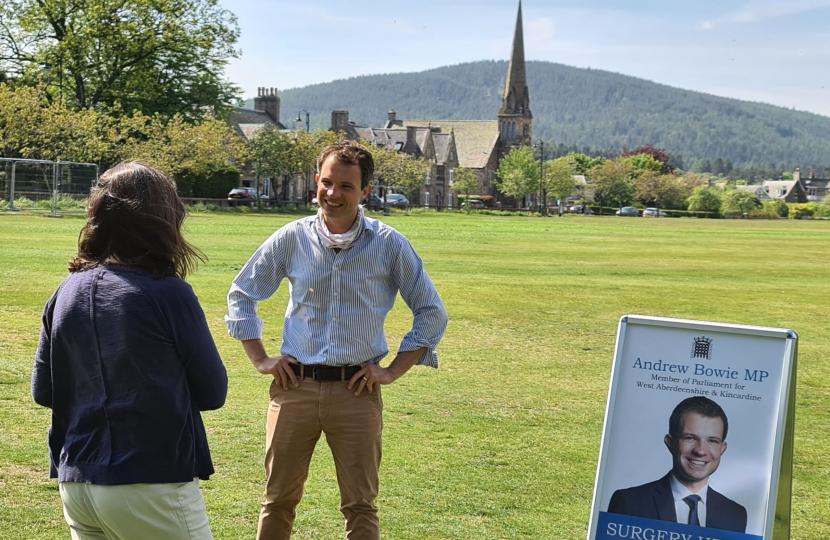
[1,210,828,540]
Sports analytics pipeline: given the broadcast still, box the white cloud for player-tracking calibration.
[700,0,830,30]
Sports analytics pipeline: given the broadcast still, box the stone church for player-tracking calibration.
[376,1,532,208]
[231,3,532,208]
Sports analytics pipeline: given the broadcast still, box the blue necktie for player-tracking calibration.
[684,494,701,527]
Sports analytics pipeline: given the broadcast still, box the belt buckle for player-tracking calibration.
[311,366,321,381]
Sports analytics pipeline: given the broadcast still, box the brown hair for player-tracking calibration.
[668,396,729,441]
[69,161,205,279]
[316,140,374,188]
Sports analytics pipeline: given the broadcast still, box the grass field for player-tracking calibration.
[1,210,828,540]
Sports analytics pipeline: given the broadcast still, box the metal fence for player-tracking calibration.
[1,158,99,213]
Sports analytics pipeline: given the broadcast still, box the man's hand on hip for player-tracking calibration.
[348,347,426,396]
[258,354,300,390]
[242,339,300,390]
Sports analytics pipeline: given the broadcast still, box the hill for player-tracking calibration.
[252,60,830,170]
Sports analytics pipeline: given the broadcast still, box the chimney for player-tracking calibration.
[254,87,281,124]
[793,168,801,182]
[404,126,419,155]
[429,127,441,133]
[331,110,349,132]
[388,110,396,124]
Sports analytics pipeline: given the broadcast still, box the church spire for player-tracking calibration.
[500,1,530,117]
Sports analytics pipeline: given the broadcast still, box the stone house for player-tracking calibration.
[228,87,310,202]
[795,168,829,202]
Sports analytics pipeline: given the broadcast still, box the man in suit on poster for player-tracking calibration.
[607,396,747,533]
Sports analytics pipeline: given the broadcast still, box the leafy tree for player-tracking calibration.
[789,204,814,220]
[496,146,538,202]
[621,144,672,171]
[120,112,247,196]
[692,159,712,174]
[451,167,478,213]
[781,171,794,180]
[623,153,665,175]
[762,199,788,217]
[686,186,722,213]
[543,157,576,211]
[632,172,689,209]
[587,160,635,213]
[0,0,240,118]
[823,193,830,206]
[247,126,294,197]
[564,152,606,175]
[720,189,761,216]
[396,157,431,206]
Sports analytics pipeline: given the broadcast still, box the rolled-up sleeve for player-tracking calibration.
[392,238,448,368]
[225,232,287,341]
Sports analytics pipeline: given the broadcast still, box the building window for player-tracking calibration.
[424,192,430,208]
[449,169,455,186]
[425,172,431,185]
[448,193,453,209]
[395,141,404,150]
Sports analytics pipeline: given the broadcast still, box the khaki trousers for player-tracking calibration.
[59,480,212,540]
[257,377,383,540]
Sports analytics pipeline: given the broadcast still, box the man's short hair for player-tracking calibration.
[668,396,729,441]
[317,140,374,189]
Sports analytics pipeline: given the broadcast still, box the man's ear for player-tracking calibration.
[664,434,673,452]
[315,174,320,185]
[720,441,727,455]
[362,184,373,198]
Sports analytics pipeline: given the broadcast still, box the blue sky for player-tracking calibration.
[218,0,830,117]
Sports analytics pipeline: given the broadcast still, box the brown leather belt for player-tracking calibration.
[289,363,362,382]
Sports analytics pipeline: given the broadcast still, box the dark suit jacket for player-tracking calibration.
[607,472,747,533]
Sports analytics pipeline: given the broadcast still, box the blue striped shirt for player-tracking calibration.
[225,214,448,368]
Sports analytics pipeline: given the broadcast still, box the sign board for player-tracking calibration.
[587,315,797,540]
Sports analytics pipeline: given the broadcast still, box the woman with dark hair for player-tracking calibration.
[32,162,228,540]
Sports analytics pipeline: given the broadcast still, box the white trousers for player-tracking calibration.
[59,480,214,540]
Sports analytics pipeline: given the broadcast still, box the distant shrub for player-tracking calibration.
[13,196,35,208]
[189,202,207,213]
[789,204,814,219]
[763,199,788,217]
[35,199,53,209]
[814,204,830,218]
[205,204,220,212]
[239,205,251,213]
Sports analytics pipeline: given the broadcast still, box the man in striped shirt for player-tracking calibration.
[226,140,448,540]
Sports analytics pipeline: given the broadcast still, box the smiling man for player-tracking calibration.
[607,397,747,533]
[226,140,448,540]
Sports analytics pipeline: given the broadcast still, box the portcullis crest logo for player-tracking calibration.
[691,336,713,360]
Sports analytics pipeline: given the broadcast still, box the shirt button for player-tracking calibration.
[333,293,339,297]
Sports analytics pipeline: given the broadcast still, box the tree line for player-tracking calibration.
[494,144,830,218]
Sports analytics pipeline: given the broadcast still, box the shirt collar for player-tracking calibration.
[670,473,708,505]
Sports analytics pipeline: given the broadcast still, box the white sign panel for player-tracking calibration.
[588,315,797,540]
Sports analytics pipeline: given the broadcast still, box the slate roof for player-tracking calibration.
[762,180,802,200]
[432,133,452,164]
[388,120,499,169]
[735,184,773,201]
[230,107,286,140]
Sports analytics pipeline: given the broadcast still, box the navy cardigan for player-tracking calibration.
[32,265,228,485]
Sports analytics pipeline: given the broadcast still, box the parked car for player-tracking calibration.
[569,204,593,214]
[642,207,668,218]
[360,194,383,211]
[616,206,639,217]
[228,187,268,207]
[461,199,487,209]
[385,193,409,208]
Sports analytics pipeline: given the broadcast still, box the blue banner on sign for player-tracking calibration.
[595,512,762,540]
